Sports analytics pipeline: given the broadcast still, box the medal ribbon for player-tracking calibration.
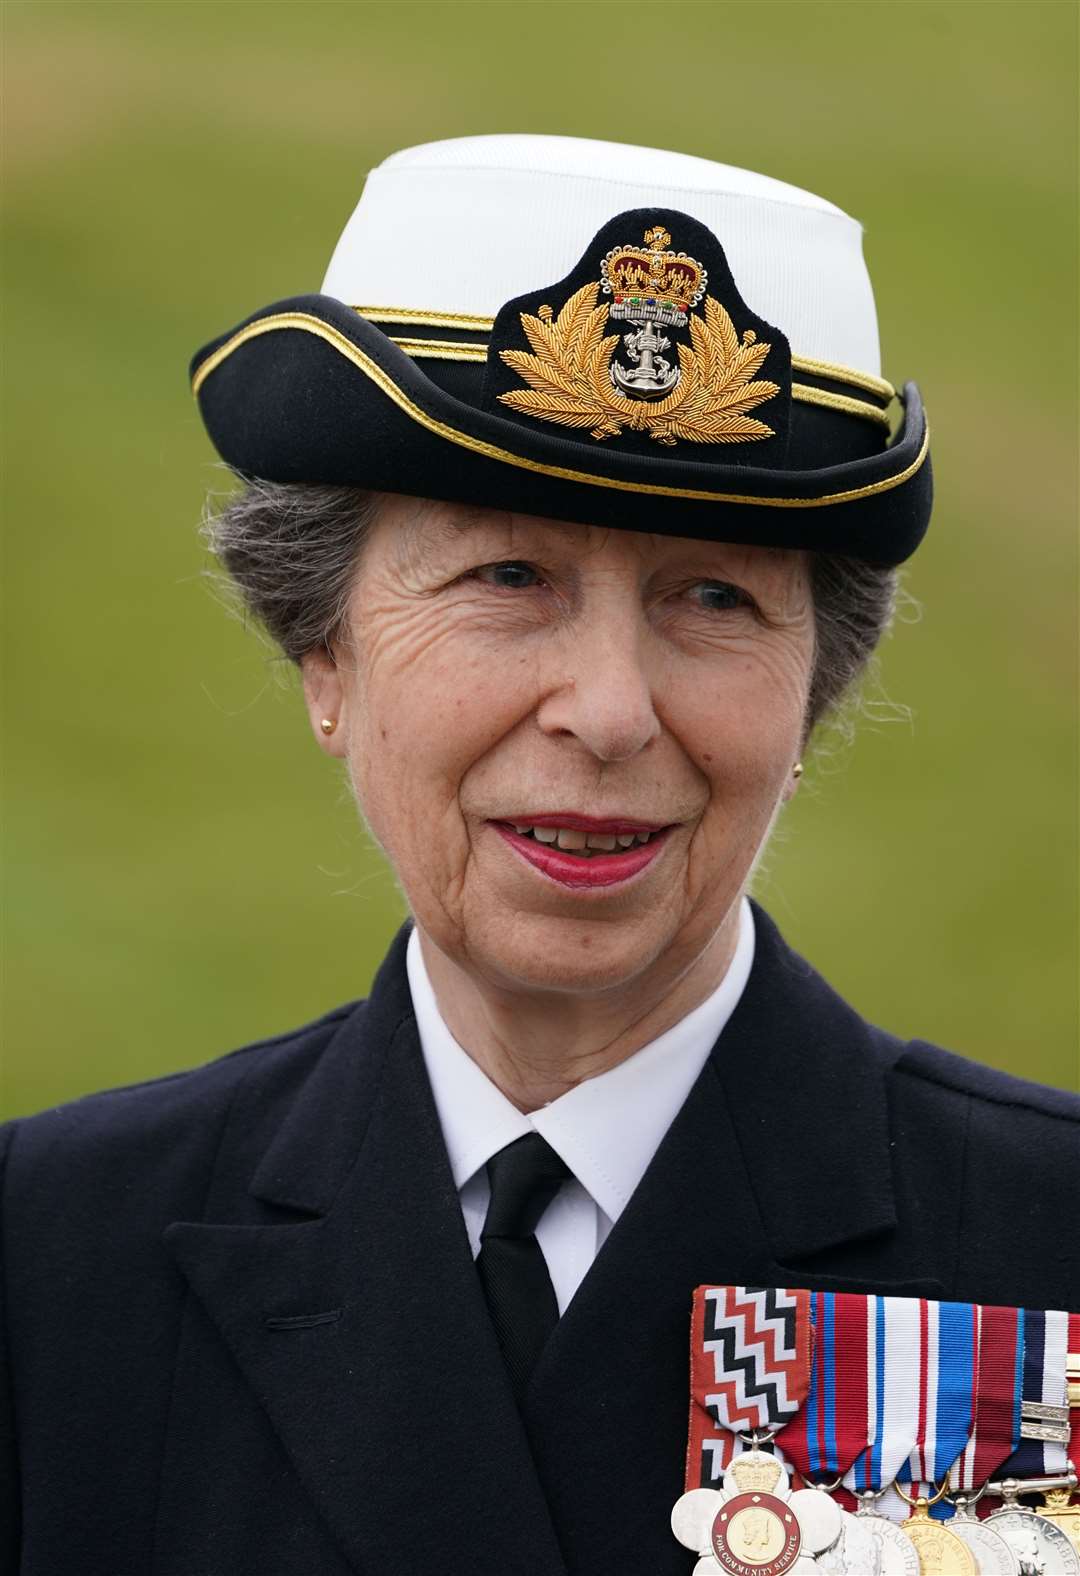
[902,1299,978,1487]
[685,1285,811,1490]
[952,1302,1023,1491]
[998,1308,1071,1478]
[1067,1312,1080,1470]
[774,1291,870,1482]
[845,1294,924,1495]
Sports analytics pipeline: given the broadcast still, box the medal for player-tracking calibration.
[891,1300,982,1571]
[985,1473,1080,1576]
[1040,1488,1080,1561]
[982,1309,1080,1573]
[674,1448,847,1573]
[947,1495,1020,1576]
[673,1288,848,1571]
[709,1489,802,1576]
[895,1483,979,1575]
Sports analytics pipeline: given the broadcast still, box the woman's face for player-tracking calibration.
[304,497,815,997]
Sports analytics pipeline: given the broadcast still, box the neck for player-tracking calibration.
[416,905,743,1112]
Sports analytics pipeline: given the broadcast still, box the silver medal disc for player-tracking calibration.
[986,1506,1080,1575]
[816,1509,882,1575]
[852,1513,921,1576]
[788,1488,844,1559]
[947,1515,1021,1575]
[671,1487,726,1554]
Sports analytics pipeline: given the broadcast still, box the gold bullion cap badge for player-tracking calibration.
[484,208,790,456]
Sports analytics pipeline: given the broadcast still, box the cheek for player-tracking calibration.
[683,643,811,784]
[344,629,537,861]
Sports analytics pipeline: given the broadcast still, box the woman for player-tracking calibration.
[2,136,1077,1575]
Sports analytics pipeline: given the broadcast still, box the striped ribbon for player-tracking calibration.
[952,1302,1024,1491]
[998,1307,1071,1478]
[844,1294,923,1497]
[774,1291,870,1482]
[896,1299,978,1517]
[1068,1312,1080,1469]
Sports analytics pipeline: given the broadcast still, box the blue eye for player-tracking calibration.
[695,580,750,611]
[476,561,541,589]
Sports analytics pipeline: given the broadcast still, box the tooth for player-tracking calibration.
[586,833,617,851]
[616,834,635,848]
[513,824,531,835]
[533,826,558,844]
[555,828,588,851]
[635,831,652,844]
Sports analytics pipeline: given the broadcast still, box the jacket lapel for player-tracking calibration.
[163,929,567,1576]
[522,903,906,1572]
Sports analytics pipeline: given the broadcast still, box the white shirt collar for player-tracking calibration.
[406,898,756,1227]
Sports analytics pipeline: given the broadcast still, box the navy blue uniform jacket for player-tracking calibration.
[2,905,1078,1573]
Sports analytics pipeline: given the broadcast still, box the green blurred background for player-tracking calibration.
[3,0,1077,1116]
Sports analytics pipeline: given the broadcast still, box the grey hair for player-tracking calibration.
[201,478,381,663]
[203,477,901,735]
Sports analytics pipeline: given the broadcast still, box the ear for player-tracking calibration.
[301,646,348,758]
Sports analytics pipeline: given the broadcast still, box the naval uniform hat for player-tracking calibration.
[190,134,931,564]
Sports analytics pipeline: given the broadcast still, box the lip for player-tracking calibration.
[491,821,672,890]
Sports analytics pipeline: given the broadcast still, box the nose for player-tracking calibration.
[535,611,662,763]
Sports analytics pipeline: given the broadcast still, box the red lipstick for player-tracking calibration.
[491,821,671,890]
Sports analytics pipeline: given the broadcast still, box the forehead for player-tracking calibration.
[382,496,802,580]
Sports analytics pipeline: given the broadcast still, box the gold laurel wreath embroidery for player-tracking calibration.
[497,282,780,445]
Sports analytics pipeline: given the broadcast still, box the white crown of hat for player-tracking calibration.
[322,133,881,377]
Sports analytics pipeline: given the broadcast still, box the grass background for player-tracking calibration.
[3,0,1077,1116]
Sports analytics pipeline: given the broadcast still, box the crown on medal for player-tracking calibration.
[726,1452,785,1495]
[600,225,708,329]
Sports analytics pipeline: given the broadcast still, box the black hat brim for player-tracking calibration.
[191,295,931,566]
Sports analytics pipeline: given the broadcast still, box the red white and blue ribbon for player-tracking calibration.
[902,1299,978,1484]
[844,1294,924,1502]
[774,1291,870,1484]
[997,1307,1071,1478]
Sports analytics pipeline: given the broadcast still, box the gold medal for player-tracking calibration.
[1039,1487,1080,1558]
[901,1495,978,1576]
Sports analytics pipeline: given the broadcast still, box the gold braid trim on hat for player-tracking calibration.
[192,310,927,508]
[356,306,897,403]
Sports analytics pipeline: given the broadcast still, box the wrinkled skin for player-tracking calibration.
[302,496,815,1108]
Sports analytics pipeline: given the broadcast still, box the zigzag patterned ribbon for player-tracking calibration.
[952,1302,1023,1493]
[696,1285,812,1435]
[998,1307,1071,1478]
[685,1286,811,1489]
[774,1291,870,1482]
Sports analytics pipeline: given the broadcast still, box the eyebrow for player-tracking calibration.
[405,502,590,554]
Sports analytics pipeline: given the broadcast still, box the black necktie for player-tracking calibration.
[475,1132,571,1403]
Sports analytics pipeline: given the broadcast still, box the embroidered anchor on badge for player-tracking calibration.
[496,221,782,447]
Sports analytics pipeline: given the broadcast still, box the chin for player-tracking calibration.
[458,900,686,998]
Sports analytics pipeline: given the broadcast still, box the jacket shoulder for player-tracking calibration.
[886,1037,1079,1304]
[893,1036,1080,1124]
[0,1000,363,1211]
